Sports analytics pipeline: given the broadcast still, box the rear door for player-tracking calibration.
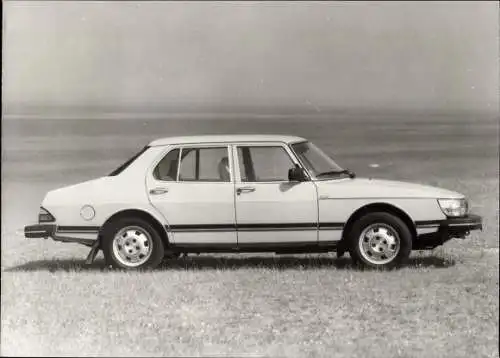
[232,143,319,245]
[146,144,237,245]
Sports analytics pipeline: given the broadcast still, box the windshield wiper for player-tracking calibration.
[316,169,356,179]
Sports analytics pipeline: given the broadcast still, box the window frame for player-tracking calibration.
[151,144,234,183]
[232,142,309,183]
[289,140,345,181]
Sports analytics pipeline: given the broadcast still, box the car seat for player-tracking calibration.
[218,157,230,181]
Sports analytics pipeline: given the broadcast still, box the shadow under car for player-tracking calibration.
[4,254,456,272]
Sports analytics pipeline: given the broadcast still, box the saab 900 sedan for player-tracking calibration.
[25,135,482,269]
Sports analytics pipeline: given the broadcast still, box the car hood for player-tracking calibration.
[315,177,464,199]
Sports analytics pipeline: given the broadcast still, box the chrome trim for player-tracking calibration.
[416,227,439,235]
[176,147,183,181]
[236,186,256,195]
[150,187,169,195]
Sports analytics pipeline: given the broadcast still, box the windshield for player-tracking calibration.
[290,141,343,178]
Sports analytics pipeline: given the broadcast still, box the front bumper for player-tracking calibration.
[440,214,483,236]
[414,214,483,250]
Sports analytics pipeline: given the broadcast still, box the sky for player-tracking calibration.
[2,1,499,112]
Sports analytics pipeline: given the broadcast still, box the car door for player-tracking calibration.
[146,144,237,245]
[232,143,319,245]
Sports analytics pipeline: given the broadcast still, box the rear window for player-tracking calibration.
[108,146,150,176]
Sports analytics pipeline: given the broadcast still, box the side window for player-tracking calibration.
[237,146,294,182]
[153,148,180,181]
[179,147,230,182]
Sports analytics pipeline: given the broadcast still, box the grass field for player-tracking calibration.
[1,110,499,357]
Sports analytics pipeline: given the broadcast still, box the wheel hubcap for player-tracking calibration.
[112,226,153,267]
[358,223,400,265]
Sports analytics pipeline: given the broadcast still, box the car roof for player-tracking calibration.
[148,134,307,147]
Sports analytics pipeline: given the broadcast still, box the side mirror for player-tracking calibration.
[288,165,307,182]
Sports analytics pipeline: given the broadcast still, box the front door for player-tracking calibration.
[233,143,318,245]
[146,145,237,245]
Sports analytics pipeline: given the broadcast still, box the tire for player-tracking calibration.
[102,217,165,270]
[347,212,412,269]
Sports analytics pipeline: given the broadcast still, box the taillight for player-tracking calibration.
[38,207,56,223]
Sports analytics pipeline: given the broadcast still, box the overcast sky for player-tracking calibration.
[3,1,499,112]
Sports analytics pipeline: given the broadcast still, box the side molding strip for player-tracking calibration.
[167,222,345,233]
[57,226,101,233]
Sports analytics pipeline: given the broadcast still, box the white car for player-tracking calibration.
[25,135,482,269]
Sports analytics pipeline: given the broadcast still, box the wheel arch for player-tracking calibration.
[99,209,170,248]
[341,202,417,243]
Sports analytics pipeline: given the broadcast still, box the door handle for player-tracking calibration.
[149,187,169,195]
[236,186,256,195]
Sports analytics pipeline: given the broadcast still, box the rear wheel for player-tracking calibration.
[348,212,412,269]
[102,217,164,270]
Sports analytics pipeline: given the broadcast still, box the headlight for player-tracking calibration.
[38,207,56,223]
[437,198,468,217]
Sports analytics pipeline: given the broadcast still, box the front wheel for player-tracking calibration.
[102,217,165,270]
[348,212,412,269]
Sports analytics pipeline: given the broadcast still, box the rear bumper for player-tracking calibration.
[24,224,98,246]
[414,214,483,250]
[24,224,56,238]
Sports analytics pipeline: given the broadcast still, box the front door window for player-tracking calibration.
[237,146,294,182]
